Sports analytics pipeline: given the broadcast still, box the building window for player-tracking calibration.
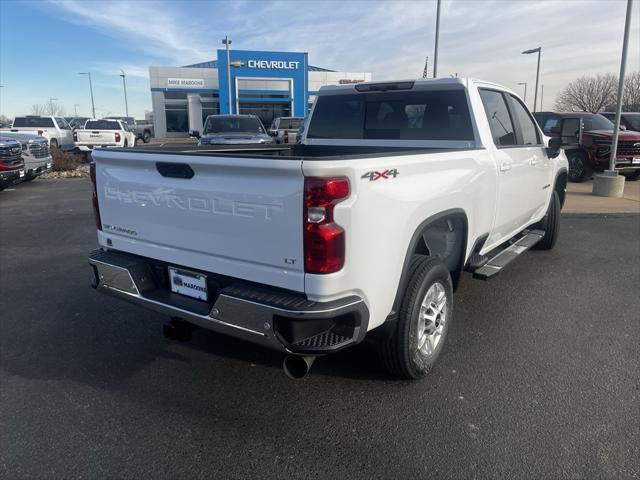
[238,102,292,129]
[166,104,188,132]
[201,93,220,125]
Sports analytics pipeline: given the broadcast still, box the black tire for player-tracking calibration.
[567,151,593,183]
[622,171,640,181]
[533,190,560,250]
[143,131,151,143]
[22,175,37,182]
[378,256,453,379]
[49,139,58,149]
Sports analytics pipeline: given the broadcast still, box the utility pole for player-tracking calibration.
[433,0,441,78]
[222,35,233,114]
[49,97,57,115]
[120,70,129,117]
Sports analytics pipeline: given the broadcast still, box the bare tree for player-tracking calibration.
[554,74,617,112]
[31,104,48,115]
[31,102,66,116]
[622,70,640,111]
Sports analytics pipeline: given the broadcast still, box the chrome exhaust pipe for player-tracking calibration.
[283,355,316,379]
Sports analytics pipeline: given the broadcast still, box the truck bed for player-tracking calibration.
[124,143,474,160]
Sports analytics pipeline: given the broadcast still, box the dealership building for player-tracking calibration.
[149,49,372,137]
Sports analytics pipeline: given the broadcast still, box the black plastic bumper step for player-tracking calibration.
[472,229,544,280]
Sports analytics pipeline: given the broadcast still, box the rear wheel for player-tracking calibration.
[143,131,151,143]
[622,171,640,181]
[567,151,592,183]
[378,256,453,379]
[533,191,560,250]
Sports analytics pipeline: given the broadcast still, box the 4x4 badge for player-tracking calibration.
[361,169,399,181]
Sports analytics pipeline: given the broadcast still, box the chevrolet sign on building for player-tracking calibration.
[148,49,372,137]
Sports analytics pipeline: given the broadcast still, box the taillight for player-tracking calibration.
[114,132,121,143]
[304,177,349,274]
[73,130,78,142]
[283,130,289,144]
[89,162,102,231]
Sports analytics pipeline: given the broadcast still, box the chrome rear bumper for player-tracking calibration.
[88,249,368,355]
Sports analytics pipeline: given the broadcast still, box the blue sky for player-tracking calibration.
[1,0,638,119]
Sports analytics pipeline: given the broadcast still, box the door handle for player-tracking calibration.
[500,162,512,172]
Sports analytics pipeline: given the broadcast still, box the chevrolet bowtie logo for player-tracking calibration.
[229,60,245,68]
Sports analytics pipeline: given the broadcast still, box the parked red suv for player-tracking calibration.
[533,112,640,182]
[600,112,640,132]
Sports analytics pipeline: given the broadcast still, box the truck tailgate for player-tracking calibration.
[78,130,118,145]
[92,149,305,291]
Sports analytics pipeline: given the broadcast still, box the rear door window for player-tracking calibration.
[479,89,516,147]
[307,89,474,141]
[508,95,541,145]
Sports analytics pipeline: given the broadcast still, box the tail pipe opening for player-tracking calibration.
[283,355,316,379]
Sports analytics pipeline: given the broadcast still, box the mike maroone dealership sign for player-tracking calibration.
[167,78,205,88]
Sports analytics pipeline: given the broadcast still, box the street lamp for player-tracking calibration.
[433,0,442,78]
[49,97,58,115]
[78,72,96,118]
[119,69,129,117]
[522,47,541,112]
[222,35,233,114]
[517,82,527,103]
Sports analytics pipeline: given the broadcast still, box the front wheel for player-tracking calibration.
[378,256,453,379]
[567,151,593,183]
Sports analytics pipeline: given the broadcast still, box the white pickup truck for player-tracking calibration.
[2,116,74,150]
[74,119,137,153]
[88,78,572,380]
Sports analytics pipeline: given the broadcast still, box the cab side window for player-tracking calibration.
[479,89,516,147]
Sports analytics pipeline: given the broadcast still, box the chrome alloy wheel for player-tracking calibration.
[417,282,447,356]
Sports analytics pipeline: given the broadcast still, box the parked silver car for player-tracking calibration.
[191,115,273,145]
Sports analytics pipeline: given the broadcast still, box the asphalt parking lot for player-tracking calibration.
[1,178,639,479]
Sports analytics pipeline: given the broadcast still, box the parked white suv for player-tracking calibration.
[2,116,74,150]
[87,78,571,379]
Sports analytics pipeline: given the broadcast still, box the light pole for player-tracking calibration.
[433,0,441,78]
[608,0,634,175]
[49,97,58,115]
[222,35,233,114]
[517,82,528,103]
[78,72,96,118]
[119,69,129,117]
[522,47,541,112]
[540,84,544,111]
[74,104,80,116]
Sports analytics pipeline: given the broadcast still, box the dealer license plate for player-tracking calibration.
[168,267,208,301]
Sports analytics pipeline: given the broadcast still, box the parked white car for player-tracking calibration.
[74,119,136,153]
[88,78,572,380]
[2,116,74,150]
[0,132,52,181]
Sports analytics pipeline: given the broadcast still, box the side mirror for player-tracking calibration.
[559,117,583,146]
[268,130,277,136]
[546,136,562,159]
[620,125,627,131]
[189,130,200,139]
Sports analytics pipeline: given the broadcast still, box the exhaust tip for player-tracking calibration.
[283,355,316,379]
